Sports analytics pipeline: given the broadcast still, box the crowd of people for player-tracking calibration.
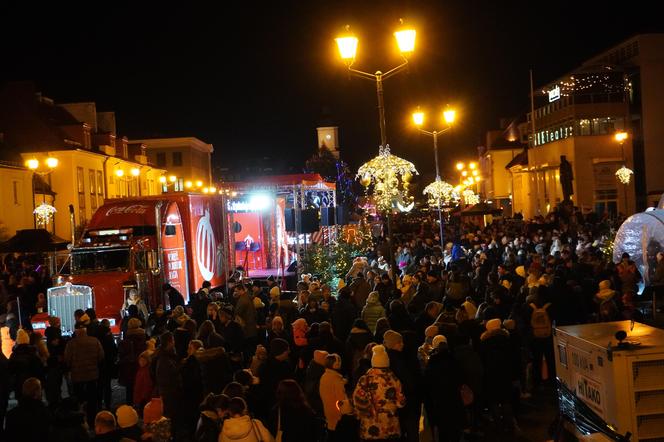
[0,207,657,442]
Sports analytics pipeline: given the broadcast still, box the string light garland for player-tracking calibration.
[615,165,634,184]
[34,202,57,227]
[357,145,418,211]
[423,176,454,207]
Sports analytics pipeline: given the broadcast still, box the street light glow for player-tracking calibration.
[130,168,140,177]
[195,180,203,187]
[412,110,424,126]
[461,170,468,177]
[469,162,477,170]
[614,131,628,143]
[335,35,358,61]
[443,108,456,125]
[169,175,177,183]
[26,158,39,170]
[46,157,59,168]
[472,169,479,176]
[456,162,465,171]
[209,186,217,193]
[159,175,167,184]
[185,181,193,189]
[394,29,416,54]
[115,169,124,177]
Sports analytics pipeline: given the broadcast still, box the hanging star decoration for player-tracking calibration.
[357,145,418,212]
[423,176,454,207]
[615,165,633,184]
[34,202,57,227]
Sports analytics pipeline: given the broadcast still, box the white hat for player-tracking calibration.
[371,345,390,368]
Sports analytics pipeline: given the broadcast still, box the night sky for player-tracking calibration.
[2,1,663,180]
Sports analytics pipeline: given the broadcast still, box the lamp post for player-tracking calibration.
[336,22,418,259]
[614,131,632,214]
[26,156,58,228]
[413,107,456,248]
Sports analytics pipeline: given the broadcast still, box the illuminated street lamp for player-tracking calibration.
[25,156,59,228]
[412,105,457,248]
[337,20,419,257]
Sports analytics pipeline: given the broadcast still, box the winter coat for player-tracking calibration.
[453,343,483,399]
[267,405,321,442]
[386,348,420,411]
[361,298,386,334]
[319,368,348,430]
[64,333,104,383]
[117,328,147,386]
[181,354,205,431]
[195,346,232,394]
[345,328,374,373]
[8,343,44,396]
[218,319,246,355]
[423,349,464,429]
[174,328,194,360]
[479,328,513,401]
[195,410,221,442]
[219,415,274,442]
[50,405,89,442]
[133,365,154,408]
[331,298,358,343]
[4,397,52,441]
[155,349,183,418]
[257,357,295,405]
[353,367,406,440]
[303,360,326,416]
[349,278,372,311]
[235,293,258,338]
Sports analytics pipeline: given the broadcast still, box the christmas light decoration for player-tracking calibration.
[423,176,454,207]
[357,145,418,211]
[462,189,479,205]
[615,165,633,184]
[33,202,56,227]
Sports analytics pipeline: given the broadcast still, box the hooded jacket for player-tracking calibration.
[219,415,274,442]
[319,368,348,430]
[195,346,232,394]
[361,293,386,334]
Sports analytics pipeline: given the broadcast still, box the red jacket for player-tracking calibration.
[133,365,154,407]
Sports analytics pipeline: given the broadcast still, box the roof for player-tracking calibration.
[130,137,213,154]
[505,150,529,169]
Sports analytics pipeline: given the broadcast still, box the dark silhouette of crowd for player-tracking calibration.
[0,208,651,442]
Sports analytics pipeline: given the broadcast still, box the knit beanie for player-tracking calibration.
[599,280,611,290]
[269,338,290,357]
[371,344,390,368]
[424,325,439,339]
[382,330,403,350]
[462,299,478,319]
[486,318,502,332]
[313,350,329,366]
[143,398,163,424]
[432,335,447,349]
[116,404,139,428]
[515,266,527,278]
[16,328,30,345]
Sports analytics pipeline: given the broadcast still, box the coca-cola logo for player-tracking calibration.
[105,205,150,216]
[196,209,216,281]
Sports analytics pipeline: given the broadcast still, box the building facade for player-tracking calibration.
[131,137,213,192]
[510,34,664,218]
[0,82,164,241]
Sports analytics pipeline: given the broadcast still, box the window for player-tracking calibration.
[77,167,86,223]
[157,153,166,167]
[89,170,97,210]
[12,181,20,205]
[97,170,104,206]
[172,152,183,167]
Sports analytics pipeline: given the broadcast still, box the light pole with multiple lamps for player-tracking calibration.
[412,107,456,249]
[26,156,59,228]
[335,22,419,259]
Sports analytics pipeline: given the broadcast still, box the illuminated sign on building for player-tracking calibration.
[548,85,561,102]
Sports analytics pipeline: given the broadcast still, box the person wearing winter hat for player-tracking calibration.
[432,334,447,349]
[515,266,527,279]
[319,353,349,434]
[143,397,171,442]
[382,330,404,352]
[16,327,30,345]
[258,337,294,405]
[417,325,440,368]
[595,280,617,303]
[361,291,386,335]
[461,297,478,319]
[116,404,141,440]
[94,410,119,440]
[219,397,273,442]
[353,345,405,440]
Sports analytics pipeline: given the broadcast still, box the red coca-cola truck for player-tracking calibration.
[38,193,228,334]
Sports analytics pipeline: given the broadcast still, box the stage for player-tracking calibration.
[242,267,296,280]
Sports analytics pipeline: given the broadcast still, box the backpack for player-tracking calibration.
[529,302,552,338]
